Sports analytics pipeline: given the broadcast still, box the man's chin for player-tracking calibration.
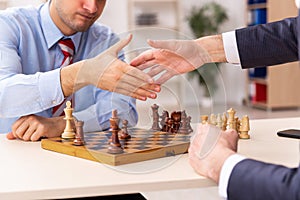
[72,23,93,33]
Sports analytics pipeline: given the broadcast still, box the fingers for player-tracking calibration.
[30,127,45,142]
[112,73,161,101]
[6,132,16,140]
[130,49,155,67]
[11,117,27,139]
[10,115,44,141]
[189,124,222,159]
[22,124,38,141]
[124,65,155,84]
[109,34,133,54]
[114,85,157,101]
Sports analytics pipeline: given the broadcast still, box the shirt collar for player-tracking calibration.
[40,0,81,53]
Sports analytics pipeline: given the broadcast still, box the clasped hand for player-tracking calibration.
[188,124,238,183]
[130,39,211,84]
[76,34,160,101]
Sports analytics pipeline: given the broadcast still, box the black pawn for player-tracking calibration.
[120,119,131,139]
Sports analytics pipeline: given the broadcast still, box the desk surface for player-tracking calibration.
[0,117,299,200]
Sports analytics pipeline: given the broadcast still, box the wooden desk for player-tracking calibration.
[0,117,299,200]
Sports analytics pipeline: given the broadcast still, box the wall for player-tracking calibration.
[6,0,43,7]
[100,0,247,106]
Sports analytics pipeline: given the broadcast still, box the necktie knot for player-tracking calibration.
[58,38,75,67]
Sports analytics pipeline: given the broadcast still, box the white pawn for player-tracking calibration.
[239,115,250,139]
[216,113,223,129]
[209,114,217,126]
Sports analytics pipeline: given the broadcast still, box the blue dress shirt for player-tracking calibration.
[0,2,137,133]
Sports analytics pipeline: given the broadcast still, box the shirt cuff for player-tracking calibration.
[222,31,241,64]
[218,154,246,198]
[38,68,65,108]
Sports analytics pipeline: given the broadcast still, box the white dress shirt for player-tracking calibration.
[0,2,138,133]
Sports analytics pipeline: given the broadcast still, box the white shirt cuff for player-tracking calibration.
[222,31,241,64]
[218,154,246,199]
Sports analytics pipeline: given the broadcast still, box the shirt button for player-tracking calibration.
[52,100,57,104]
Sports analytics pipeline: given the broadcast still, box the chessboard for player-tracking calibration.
[41,128,191,166]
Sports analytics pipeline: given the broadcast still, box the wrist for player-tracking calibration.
[195,35,227,63]
[207,149,235,183]
[60,61,87,96]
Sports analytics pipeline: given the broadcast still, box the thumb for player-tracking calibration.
[6,132,16,140]
[109,34,133,54]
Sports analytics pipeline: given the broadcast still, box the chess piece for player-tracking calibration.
[61,101,76,139]
[239,115,250,139]
[171,111,181,133]
[161,117,169,132]
[167,118,174,133]
[227,108,236,130]
[200,115,208,124]
[108,110,123,154]
[178,110,189,134]
[221,112,227,131]
[216,113,223,129]
[209,114,217,125]
[73,120,85,146]
[186,116,193,133]
[235,116,240,132]
[151,104,160,131]
[160,110,169,130]
[120,119,131,139]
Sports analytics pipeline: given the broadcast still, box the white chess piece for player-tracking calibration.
[61,101,76,139]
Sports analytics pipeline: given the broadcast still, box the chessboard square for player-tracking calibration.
[87,143,106,150]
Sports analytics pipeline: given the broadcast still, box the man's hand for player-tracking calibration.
[61,34,161,101]
[6,115,65,141]
[188,124,238,183]
[130,39,211,84]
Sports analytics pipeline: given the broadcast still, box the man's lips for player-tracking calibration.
[78,13,96,20]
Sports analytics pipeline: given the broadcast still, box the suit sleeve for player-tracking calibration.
[227,159,300,200]
[236,17,299,68]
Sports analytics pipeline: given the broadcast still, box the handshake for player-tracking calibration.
[61,34,222,101]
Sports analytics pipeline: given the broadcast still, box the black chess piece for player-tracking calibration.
[160,110,169,131]
[120,119,131,139]
[73,120,85,146]
[167,118,174,134]
[178,110,189,134]
[161,117,169,132]
[171,111,181,133]
[108,110,123,154]
[187,116,193,133]
[151,104,160,131]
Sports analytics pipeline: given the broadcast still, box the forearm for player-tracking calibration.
[60,60,88,97]
[195,35,227,64]
[0,69,64,117]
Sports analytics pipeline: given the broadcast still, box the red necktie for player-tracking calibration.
[52,38,75,117]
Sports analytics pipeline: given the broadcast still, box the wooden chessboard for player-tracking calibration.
[41,128,191,166]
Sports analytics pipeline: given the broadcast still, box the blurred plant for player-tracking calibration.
[186,2,228,97]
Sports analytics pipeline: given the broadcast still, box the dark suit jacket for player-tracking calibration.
[236,16,298,68]
[227,15,300,200]
[228,159,300,200]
